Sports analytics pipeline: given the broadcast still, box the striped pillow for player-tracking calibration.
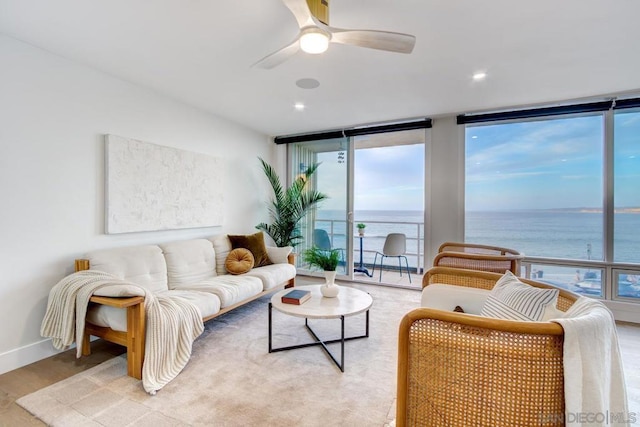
[480,271,559,321]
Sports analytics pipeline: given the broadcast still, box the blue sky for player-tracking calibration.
[354,144,424,211]
[315,144,424,211]
[313,110,639,212]
[467,112,640,211]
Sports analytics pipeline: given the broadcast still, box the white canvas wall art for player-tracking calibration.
[105,135,223,234]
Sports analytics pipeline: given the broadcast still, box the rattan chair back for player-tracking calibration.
[434,241,525,275]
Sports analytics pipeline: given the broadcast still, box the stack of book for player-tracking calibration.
[281,289,311,305]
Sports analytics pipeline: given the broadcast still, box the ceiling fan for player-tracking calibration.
[253,0,416,69]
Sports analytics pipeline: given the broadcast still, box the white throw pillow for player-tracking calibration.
[266,246,292,264]
[480,271,559,321]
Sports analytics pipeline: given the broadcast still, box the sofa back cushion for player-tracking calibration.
[86,245,168,293]
[210,234,232,275]
[160,239,217,288]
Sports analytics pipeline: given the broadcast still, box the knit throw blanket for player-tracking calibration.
[40,270,204,394]
[552,297,629,426]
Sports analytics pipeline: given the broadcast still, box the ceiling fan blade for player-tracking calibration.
[328,27,416,54]
[252,37,301,69]
[282,0,314,28]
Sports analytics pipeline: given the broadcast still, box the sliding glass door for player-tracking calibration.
[288,137,352,278]
[351,129,425,285]
[286,126,427,287]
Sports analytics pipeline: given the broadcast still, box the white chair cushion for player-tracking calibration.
[160,239,217,289]
[244,263,296,290]
[86,245,168,293]
[86,290,221,332]
[172,275,263,308]
[421,283,490,315]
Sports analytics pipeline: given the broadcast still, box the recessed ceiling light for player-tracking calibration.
[471,135,478,139]
[294,102,305,111]
[296,78,320,89]
[472,72,487,81]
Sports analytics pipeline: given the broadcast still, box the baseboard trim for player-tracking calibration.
[0,338,63,375]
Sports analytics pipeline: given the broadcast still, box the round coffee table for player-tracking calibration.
[268,285,373,372]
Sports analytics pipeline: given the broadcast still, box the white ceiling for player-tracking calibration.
[1,0,639,137]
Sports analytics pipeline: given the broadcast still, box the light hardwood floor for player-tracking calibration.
[1,294,638,426]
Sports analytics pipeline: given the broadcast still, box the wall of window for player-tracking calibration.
[463,103,640,303]
[614,109,640,265]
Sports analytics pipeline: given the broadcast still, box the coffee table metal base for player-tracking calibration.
[268,302,370,372]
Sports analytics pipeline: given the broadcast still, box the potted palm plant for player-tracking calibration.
[302,246,341,298]
[255,157,328,249]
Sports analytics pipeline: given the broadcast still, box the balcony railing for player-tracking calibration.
[313,218,425,274]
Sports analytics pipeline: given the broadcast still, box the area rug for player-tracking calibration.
[17,282,420,426]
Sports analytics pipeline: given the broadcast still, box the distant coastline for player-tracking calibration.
[543,207,640,214]
[464,207,640,214]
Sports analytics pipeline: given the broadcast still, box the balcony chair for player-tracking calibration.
[433,241,524,274]
[313,228,345,265]
[371,233,411,283]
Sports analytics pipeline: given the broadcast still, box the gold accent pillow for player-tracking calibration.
[225,248,255,275]
[227,232,273,268]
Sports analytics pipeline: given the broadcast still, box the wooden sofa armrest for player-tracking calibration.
[286,252,296,288]
[76,258,146,379]
[90,295,145,307]
[84,294,146,379]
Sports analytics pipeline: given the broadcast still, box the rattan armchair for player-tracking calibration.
[396,267,579,427]
[433,241,524,274]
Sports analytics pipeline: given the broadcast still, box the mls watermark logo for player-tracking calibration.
[539,411,637,425]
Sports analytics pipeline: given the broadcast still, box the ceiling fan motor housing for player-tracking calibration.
[307,0,329,24]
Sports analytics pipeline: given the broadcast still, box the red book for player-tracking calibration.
[281,289,311,305]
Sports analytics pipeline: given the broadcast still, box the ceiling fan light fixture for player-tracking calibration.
[299,28,330,54]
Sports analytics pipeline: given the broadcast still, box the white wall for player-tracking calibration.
[0,35,275,373]
[424,117,465,264]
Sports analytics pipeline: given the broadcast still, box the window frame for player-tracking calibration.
[463,104,640,304]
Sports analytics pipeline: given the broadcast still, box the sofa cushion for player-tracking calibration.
[160,239,217,289]
[480,271,559,321]
[228,232,272,268]
[210,234,232,275]
[266,246,292,264]
[244,263,296,290]
[86,245,168,293]
[86,290,221,332]
[172,275,263,308]
[225,248,254,275]
[161,290,221,319]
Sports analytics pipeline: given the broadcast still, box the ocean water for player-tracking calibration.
[314,209,640,269]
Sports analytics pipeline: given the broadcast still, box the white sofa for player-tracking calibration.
[76,234,296,379]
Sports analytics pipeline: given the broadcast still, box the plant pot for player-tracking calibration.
[358,229,365,237]
[321,270,339,298]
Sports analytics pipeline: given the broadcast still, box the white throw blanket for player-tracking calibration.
[41,270,204,394]
[552,297,630,426]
